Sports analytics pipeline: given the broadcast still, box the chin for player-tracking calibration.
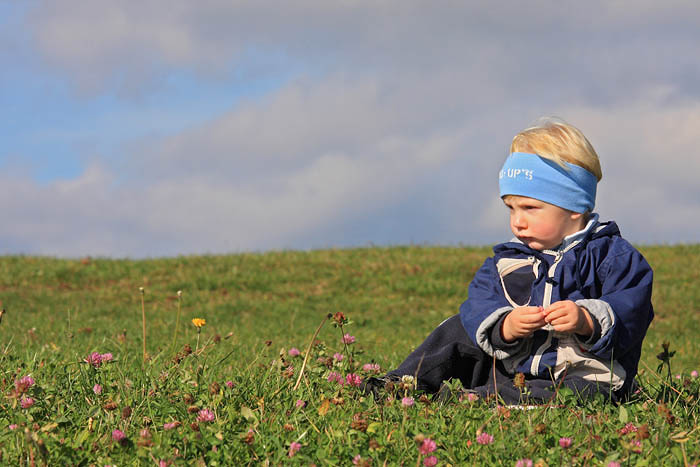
[520,239,548,251]
[518,237,537,247]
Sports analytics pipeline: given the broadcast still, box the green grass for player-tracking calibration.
[0,245,698,465]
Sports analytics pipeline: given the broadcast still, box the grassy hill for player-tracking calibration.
[0,245,698,464]
[2,245,697,370]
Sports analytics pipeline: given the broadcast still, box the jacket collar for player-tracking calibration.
[559,213,599,250]
[496,213,608,256]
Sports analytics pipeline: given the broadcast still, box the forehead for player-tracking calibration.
[502,196,570,214]
[502,195,544,206]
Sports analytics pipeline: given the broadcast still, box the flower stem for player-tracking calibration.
[140,287,146,363]
[172,291,182,351]
[339,323,351,361]
[293,313,332,391]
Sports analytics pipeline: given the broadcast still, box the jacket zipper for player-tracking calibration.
[530,250,564,376]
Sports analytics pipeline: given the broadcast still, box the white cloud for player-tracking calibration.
[3,1,698,257]
[1,77,479,256]
[564,95,700,244]
[28,2,700,97]
[5,78,699,257]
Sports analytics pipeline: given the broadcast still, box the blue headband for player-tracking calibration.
[498,152,597,213]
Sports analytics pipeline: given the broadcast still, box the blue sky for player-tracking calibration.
[2,1,699,257]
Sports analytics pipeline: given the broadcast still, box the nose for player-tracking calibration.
[511,211,526,230]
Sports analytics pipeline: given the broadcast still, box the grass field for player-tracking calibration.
[0,244,698,465]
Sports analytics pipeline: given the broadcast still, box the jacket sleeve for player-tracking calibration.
[459,257,527,359]
[575,240,654,362]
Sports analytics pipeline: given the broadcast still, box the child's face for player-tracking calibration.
[503,195,585,250]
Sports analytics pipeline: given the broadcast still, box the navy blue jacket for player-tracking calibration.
[459,217,654,396]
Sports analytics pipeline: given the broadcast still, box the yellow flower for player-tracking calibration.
[191,318,206,328]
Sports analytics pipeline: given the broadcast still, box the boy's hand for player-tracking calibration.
[542,300,593,336]
[501,306,547,342]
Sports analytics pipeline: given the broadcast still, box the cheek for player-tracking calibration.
[533,219,559,237]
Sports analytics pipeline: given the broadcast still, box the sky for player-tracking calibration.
[2,1,699,258]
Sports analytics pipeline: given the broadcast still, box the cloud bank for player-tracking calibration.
[1,1,699,257]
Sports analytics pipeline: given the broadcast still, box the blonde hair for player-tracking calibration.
[510,118,602,181]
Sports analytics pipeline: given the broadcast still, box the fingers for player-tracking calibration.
[548,318,574,330]
[543,301,569,315]
[547,313,577,332]
[544,300,576,314]
[520,313,546,325]
[543,302,575,320]
[509,308,546,335]
[544,313,573,329]
[541,301,580,332]
[543,309,566,323]
[513,306,546,325]
[509,303,585,337]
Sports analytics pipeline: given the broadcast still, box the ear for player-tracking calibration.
[569,211,586,223]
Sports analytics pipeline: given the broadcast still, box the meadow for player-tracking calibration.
[0,244,699,466]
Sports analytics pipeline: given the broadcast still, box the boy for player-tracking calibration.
[364,119,654,404]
